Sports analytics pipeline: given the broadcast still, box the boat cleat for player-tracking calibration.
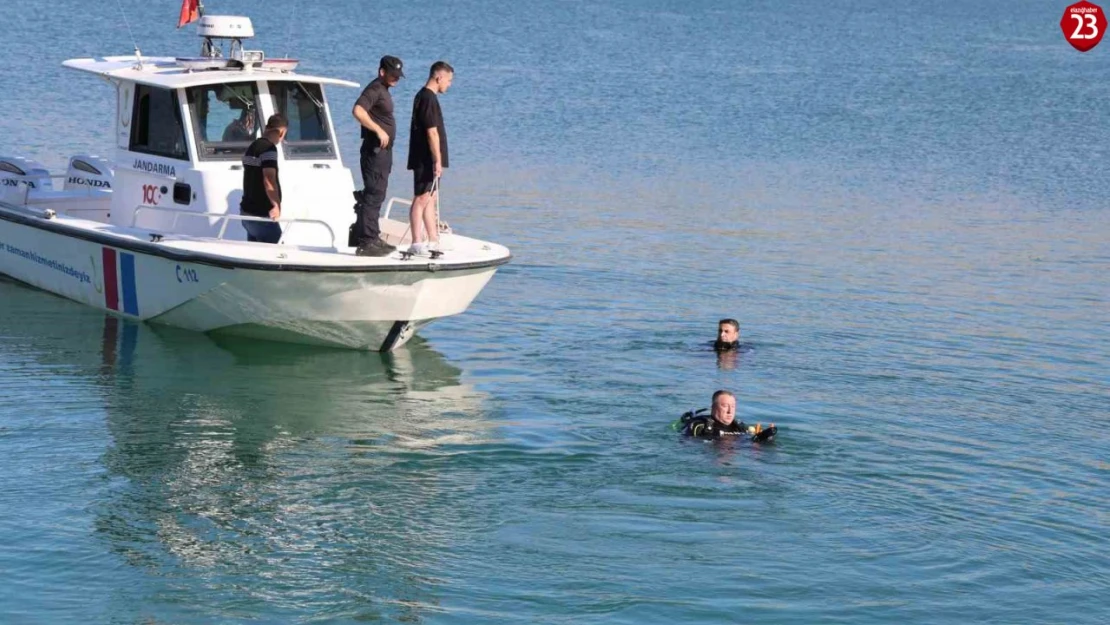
[399,249,444,261]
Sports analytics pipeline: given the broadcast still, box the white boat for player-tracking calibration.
[0,15,510,352]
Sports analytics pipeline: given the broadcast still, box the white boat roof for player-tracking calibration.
[63,56,360,89]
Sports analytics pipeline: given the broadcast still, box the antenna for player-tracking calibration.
[114,0,143,67]
[284,0,298,58]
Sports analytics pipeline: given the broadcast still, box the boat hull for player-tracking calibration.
[0,211,500,351]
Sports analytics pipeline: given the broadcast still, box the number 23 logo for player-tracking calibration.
[1071,12,1100,38]
[1061,2,1107,52]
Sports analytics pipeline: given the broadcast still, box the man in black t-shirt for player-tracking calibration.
[351,55,405,257]
[406,61,453,255]
[240,114,288,244]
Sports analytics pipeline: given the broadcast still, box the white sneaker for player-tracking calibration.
[427,240,440,252]
[406,242,427,255]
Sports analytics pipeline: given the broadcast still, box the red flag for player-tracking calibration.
[177,0,200,28]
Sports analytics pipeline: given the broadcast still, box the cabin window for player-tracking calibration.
[270,82,335,159]
[185,82,261,160]
[129,85,188,161]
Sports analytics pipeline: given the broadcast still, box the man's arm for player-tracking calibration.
[352,103,389,149]
[427,127,442,178]
[262,167,281,219]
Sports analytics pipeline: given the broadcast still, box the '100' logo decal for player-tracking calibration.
[141,184,161,205]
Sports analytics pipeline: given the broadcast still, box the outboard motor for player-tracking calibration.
[63,154,114,191]
[0,156,52,202]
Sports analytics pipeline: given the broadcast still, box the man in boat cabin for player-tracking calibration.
[406,61,454,255]
[222,107,256,142]
[351,55,405,257]
[239,114,288,244]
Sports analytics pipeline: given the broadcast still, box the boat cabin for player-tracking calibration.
[6,15,359,249]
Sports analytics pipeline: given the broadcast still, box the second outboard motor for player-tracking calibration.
[63,154,114,191]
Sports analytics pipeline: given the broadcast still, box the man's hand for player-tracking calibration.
[433,161,443,178]
[377,129,390,149]
[269,204,281,220]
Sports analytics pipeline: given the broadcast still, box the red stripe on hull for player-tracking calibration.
[102,247,119,311]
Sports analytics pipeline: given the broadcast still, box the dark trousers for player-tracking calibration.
[353,144,392,246]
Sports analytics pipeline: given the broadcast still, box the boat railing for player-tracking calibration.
[0,183,30,205]
[0,197,49,218]
[383,195,453,239]
[131,205,339,248]
[383,196,411,220]
[57,206,112,217]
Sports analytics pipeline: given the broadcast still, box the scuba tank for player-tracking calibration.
[671,408,711,432]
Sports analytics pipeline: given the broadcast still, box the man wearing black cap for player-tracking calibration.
[350,55,404,257]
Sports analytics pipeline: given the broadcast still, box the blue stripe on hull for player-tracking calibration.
[120,252,139,315]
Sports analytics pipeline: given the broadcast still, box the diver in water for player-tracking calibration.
[677,390,776,442]
[714,318,741,351]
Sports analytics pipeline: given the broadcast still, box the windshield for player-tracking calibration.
[185,82,261,160]
[270,82,335,159]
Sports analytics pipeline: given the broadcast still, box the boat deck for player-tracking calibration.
[1,200,511,272]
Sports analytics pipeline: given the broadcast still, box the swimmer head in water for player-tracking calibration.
[711,389,736,426]
[715,318,740,351]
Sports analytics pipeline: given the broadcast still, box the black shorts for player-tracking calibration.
[412,167,436,196]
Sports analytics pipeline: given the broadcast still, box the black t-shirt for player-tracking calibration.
[241,137,280,216]
[408,87,448,170]
[354,78,396,150]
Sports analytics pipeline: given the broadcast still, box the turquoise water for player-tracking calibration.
[2,1,1109,622]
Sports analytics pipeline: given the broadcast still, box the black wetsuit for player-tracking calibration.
[680,411,776,442]
[714,340,740,351]
[683,415,747,439]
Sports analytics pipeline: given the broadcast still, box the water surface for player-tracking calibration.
[1,1,1108,623]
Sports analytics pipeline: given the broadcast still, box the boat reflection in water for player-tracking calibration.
[1,277,497,620]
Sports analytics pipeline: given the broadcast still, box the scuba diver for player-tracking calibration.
[675,390,777,442]
[714,318,742,351]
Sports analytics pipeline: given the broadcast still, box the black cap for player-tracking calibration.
[380,55,404,79]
